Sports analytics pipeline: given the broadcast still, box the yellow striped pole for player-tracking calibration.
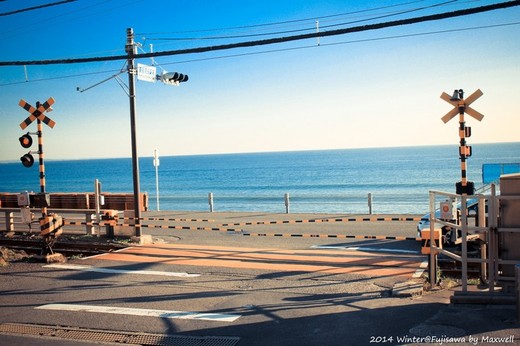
[457,98,469,194]
[441,89,483,195]
[36,112,47,218]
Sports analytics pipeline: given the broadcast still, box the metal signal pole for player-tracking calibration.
[126,27,142,238]
[440,88,484,195]
[457,92,470,194]
[34,102,47,218]
[36,117,47,218]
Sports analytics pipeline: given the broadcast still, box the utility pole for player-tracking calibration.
[77,28,189,239]
[125,27,142,238]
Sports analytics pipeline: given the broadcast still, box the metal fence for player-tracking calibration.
[428,185,520,294]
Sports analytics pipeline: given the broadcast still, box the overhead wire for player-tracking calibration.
[153,21,520,67]
[137,0,429,36]
[143,0,459,41]
[1,0,518,67]
[0,68,122,86]
[0,0,144,39]
[0,0,76,17]
[1,20,518,87]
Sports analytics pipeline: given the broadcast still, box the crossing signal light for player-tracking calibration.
[19,133,33,148]
[459,145,472,157]
[20,153,34,168]
[160,72,189,85]
[19,133,35,167]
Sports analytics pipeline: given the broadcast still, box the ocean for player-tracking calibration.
[1,143,519,214]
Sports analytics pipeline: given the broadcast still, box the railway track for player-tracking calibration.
[0,238,128,257]
[438,258,481,278]
[1,237,481,279]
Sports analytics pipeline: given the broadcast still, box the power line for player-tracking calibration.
[0,0,143,40]
[144,0,458,41]
[0,0,76,17]
[159,21,520,66]
[138,0,427,36]
[0,68,122,86]
[0,0,519,67]
[2,20,518,87]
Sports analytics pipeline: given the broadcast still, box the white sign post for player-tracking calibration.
[153,148,160,211]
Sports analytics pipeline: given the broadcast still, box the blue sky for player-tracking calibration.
[0,0,519,161]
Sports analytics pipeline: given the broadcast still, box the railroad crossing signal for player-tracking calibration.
[19,97,56,130]
[20,153,35,168]
[440,88,484,195]
[19,133,33,148]
[440,89,484,124]
[17,97,62,255]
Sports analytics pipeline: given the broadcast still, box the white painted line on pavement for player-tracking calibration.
[82,247,128,259]
[36,304,240,322]
[44,263,200,277]
[412,260,429,278]
[311,245,420,254]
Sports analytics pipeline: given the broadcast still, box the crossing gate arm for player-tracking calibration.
[420,229,442,255]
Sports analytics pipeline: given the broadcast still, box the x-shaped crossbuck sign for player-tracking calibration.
[19,97,56,130]
[440,89,484,124]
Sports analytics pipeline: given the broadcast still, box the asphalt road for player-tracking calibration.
[0,211,517,345]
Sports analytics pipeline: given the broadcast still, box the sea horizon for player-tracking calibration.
[1,142,519,214]
[2,141,519,164]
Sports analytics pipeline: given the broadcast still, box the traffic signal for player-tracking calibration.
[21,153,34,167]
[19,133,33,148]
[160,72,189,85]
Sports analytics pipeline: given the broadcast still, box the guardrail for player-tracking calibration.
[190,192,378,214]
[427,186,520,294]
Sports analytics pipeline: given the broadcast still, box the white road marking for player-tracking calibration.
[36,304,240,322]
[311,245,420,254]
[44,263,200,277]
[82,247,128,259]
[412,260,429,278]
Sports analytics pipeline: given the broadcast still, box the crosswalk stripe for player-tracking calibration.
[310,245,420,254]
[44,263,200,277]
[36,304,240,322]
[412,260,429,278]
